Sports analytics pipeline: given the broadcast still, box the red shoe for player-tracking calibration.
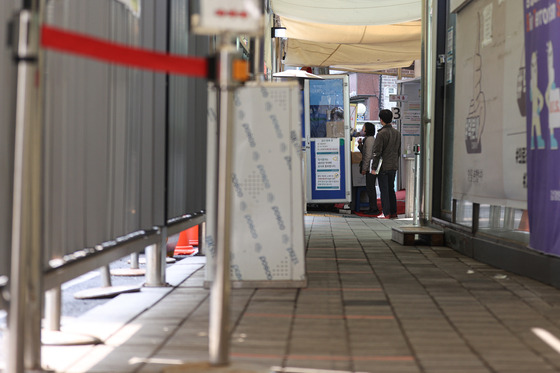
[376,214,392,219]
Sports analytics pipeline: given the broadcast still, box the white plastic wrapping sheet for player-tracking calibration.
[280,17,422,44]
[270,2,422,71]
[283,38,420,70]
[270,0,421,26]
[206,82,306,286]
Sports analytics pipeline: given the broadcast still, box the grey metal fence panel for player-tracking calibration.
[167,0,208,220]
[139,0,167,230]
[42,0,165,266]
[0,0,19,280]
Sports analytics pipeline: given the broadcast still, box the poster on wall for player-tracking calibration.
[524,0,560,255]
[453,0,527,209]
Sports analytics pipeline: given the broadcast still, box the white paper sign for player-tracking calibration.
[315,139,341,190]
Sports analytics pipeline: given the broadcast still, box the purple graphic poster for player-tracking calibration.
[524,0,560,255]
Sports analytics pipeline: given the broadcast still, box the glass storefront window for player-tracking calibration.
[478,205,526,231]
[455,199,473,228]
[454,201,529,245]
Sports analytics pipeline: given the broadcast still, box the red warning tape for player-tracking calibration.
[40,25,208,78]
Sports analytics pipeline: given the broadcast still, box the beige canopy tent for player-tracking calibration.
[270,0,422,72]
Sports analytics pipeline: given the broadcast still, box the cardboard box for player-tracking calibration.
[351,151,362,164]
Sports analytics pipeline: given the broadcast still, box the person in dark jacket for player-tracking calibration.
[371,109,401,219]
[359,122,381,216]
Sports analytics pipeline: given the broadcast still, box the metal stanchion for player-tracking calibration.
[392,142,443,246]
[130,253,140,269]
[413,144,422,226]
[144,228,168,287]
[100,265,111,287]
[8,8,43,372]
[208,40,238,367]
[404,157,415,218]
[198,222,206,256]
[110,252,146,277]
[45,287,61,332]
[43,286,101,346]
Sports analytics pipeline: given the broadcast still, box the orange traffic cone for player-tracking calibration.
[186,225,199,246]
[173,226,199,256]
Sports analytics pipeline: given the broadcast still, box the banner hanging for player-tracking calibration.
[524,0,560,255]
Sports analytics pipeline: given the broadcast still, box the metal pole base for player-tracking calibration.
[42,330,101,346]
[134,257,176,264]
[110,268,146,276]
[73,285,141,299]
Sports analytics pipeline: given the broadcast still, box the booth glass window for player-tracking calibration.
[455,199,473,228]
[477,205,529,244]
[309,79,345,139]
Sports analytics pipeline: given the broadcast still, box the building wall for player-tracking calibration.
[357,73,378,93]
[349,73,380,120]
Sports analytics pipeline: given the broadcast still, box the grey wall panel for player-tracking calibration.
[42,0,165,264]
[0,0,19,277]
[84,1,112,248]
[167,0,208,220]
[139,0,167,229]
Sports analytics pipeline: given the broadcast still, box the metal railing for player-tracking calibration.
[2,1,209,371]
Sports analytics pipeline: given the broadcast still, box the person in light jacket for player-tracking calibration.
[359,122,381,216]
[371,109,401,219]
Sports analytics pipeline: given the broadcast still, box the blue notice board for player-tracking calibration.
[310,138,348,201]
[305,76,351,203]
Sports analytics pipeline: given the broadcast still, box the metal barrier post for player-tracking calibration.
[45,286,61,331]
[100,265,112,287]
[413,144,421,226]
[145,228,167,287]
[404,157,415,218]
[8,7,43,372]
[198,222,206,256]
[130,253,140,270]
[209,40,239,366]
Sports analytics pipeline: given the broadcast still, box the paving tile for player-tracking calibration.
[35,215,560,373]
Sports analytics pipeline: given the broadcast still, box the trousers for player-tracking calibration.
[365,173,379,212]
[377,170,397,215]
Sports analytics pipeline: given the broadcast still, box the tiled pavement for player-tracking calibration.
[41,214,560,372]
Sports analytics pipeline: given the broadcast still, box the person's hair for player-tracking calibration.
[330,107,344,120]
[363,122,376,136]
[379,109,393,124]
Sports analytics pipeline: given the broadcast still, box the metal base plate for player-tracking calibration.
[42,330,102,346]
[131,257,177,265]
[110,268,146,276]
[73,285,141,299]
[392,225,444,246]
